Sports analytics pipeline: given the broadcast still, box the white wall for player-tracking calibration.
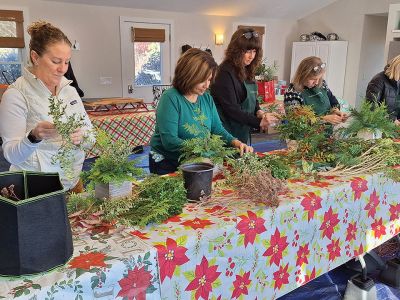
[1,0,298,99]
[356,15,387,106]
[296,0,400,106]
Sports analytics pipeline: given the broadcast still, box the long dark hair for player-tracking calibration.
[223,28,262,81]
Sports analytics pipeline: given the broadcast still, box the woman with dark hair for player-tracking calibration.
[210,28,277,144]
[284,56,347,124]
[149,48,253,175]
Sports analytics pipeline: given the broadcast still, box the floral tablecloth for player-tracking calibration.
[86,111,156,158]
[1,172,399,299]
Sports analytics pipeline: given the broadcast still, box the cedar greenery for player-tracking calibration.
[102,175,187,227]
[48,96,88,179]
[179,107,237,165]
[82,130,143,186]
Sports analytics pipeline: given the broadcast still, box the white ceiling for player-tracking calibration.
[43,0,339,19]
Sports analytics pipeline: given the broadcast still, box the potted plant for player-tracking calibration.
[83,130,143,199]
[341,99,398,140]
[255,59,278,103]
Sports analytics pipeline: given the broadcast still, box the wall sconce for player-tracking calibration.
[215,33,224,45]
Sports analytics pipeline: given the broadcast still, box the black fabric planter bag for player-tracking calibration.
[0,171,73,276]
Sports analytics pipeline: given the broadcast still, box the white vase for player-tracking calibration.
[357,129,382,140]
[95,181,132,199]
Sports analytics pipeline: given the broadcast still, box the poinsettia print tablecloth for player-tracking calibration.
[0,229,161,300]
[139,172,400,299]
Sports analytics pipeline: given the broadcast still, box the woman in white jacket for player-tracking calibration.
[0,21,93,191]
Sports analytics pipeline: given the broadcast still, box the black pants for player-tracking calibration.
[148,154,179,175]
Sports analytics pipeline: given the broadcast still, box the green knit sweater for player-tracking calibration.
[150,88,235,161]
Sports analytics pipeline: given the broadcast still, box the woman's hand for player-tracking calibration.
[322,114,344,125]
[395,119,400,126]
[332,108,349,121]
[232,139,254,156]
[70,128,84,145]
[31,121,58,140]
[260,113,278,131]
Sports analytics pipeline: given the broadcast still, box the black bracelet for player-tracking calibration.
[27,130,42,144]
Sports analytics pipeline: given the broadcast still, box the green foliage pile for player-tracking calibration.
[180,107,237,165]
[82,130,143,186]
[102,175,187,227]
[255,59,278,81]
[341,100,398,138]
[48,96,88,179]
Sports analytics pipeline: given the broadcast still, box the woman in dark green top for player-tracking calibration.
[284,56,348,124]
[211,28,278,144]
[150,48,253,175]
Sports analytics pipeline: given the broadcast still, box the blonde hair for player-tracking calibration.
[27,20,71,64]
[292,56,325,92]
[172,48,217,95]
[385,54,400,81]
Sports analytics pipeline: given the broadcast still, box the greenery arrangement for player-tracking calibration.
[255,59,278,82]
[48,96,88,179]
[180,107,237,165]
[82,130,143,187]
[340,99,398,138]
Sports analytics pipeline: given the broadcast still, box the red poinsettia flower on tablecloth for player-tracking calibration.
[236,211,266,247]
[371,218,386,239]
[205,205,232,215]
[389,203,400,221]
[327,239,341,261]
[346,222,357,242]
[155,237,189,282]
[304,267,316,283]
[231,271,251,299]
[288,178,305,184]
[117,266,152,300]
[273,263,289,290]
[130,230,150,240]
[163,215,182,223]
[220,189,234,196]
[364,189,380,219]
[180,217,215,230]
[263,228,289,266]
[308,180,331,188]
[301,192,322,222]
[212,172,225,182]
[69,252,107,270]
[353,243,364,257]
[185,256,221,300]
[319,207,340,240]
[296,244,310,267]
[350,177,368,200]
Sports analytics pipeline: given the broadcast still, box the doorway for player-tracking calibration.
[120,17,174,102]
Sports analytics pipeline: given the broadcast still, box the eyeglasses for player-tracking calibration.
[242,31,260,39]
[313,63,326,72]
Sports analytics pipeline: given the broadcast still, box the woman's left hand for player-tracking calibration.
[332,108,349,121]
[395,119,400,126]
[232,140,254,156]
[70,128,84,145]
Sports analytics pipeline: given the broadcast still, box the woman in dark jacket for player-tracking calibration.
[210,28,277,144]
[366,54,400,125]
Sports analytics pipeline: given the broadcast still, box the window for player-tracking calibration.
[132,27,165,87]
[0,10,24,84]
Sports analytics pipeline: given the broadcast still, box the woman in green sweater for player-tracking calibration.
[149,48,253,175]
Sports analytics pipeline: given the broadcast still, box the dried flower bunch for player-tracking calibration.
[0,184,20,201]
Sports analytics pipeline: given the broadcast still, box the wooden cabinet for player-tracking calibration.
[290,41,348,98]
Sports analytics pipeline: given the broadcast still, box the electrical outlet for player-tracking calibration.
[100,77,112,85]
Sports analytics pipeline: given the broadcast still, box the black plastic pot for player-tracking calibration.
[181,162,214,201]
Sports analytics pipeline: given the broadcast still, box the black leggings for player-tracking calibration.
[148,154,179,175]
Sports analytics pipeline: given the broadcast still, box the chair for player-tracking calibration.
[151,84,172,109]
